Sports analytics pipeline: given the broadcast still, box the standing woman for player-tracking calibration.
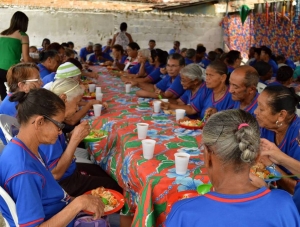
[0,11,32,100]
[111,22,133,51]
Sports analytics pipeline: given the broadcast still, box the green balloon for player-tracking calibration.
[240,5,250,25]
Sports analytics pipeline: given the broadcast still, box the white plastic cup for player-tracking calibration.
[174,153,190,175]
[161,99,168,103]
[88,84,96,93]
[96,87,101,93]
[175,109,186,121]
[125,84,131,93]
[142,139,156,159]
[96,93,103,101]
[137,123,149,139]
[153,101,162,113]
[93,104,102,117]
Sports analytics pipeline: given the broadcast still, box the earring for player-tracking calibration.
[276,120,283,128]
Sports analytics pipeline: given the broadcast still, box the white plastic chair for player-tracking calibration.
[257,82,267,94]
[0,186,19,227]
[0,115,20,143]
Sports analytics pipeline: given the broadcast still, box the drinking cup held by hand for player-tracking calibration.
[137,123,149,139]
[175,109,186,121]
[93,104,103,117]
[142,139,156,159]
[96,87,101,93]
[88,84,96,93]
[174,153,190,175]
[96,93,103,101]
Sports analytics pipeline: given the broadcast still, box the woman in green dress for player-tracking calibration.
[0,11,32,100]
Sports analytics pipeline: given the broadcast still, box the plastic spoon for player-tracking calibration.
[269,174,300,179]
[197,183,213,195]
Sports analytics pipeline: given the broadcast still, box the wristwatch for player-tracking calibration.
[268,163,276,170]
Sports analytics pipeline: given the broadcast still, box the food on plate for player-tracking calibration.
[83,92,96,97]
[86,129,106,139]
[91,187,118,212]
[180,119,203,127]
[163,110,176,115]
[250,162,275,179]
[107,66,118,70]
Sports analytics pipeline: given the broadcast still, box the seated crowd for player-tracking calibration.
[0,11,300,227]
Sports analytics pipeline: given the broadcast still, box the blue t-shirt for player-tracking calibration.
[260,116,300,174]
[268,59,278,77]
[180,82,210,119]
[147,67,163,84]
[102,45,112,54]
[79,47,93,62]
[87,53,113,64]
[185,58,194,65]
[267,81,282,87]
[38,64,52,79]
[286,59,296,70]
[0,94,17,144]
[166,187,300,227]
[233,92,258,116]
[0,138,74,227]
[169,49,180,54]
[42,72,56,85]
[199,58,211,69]
[39,134,77,181]
[293,182,300,214]
[227,66,235,74]
[199,87,235,119]
[156,75,185,98]
[129,62,154,75]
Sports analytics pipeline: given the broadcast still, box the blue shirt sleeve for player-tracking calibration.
[147,68,162,83]
[155,75,171,92]
[102,53,113,62]
[167,76,185,98]
[169,49,175,54]
[179,90,190,104]
[87,54,97,63]
[42,72,56,85]
[129,63,141,74]
[79,48,86,60]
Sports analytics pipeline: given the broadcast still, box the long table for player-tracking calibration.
[85,66,210,227]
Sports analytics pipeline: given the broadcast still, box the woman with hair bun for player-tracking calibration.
[166,109,300,227]
[0,88,105,227]
[254,85,300,194]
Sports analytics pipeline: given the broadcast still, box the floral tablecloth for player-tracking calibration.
[85,66,210,227]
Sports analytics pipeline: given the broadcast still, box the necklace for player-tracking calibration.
[214,86,227,101]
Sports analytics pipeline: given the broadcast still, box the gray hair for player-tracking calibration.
[203,109,260,171]
[186,48,196,59]
[138,49,151,61]
[244,69,259,87]
[87,42,93,47]
[180,63,203,81]
[50,78,84,101]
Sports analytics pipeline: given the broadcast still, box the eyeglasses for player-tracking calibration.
[43,115,65,131]
[166,65,179,68]
[22,78,42,83]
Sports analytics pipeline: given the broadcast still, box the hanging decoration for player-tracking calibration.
[225,0,229,16]
[290,0,293,21]
[266,1,269,25]
[239,5,250,25]
[282,0,286,16]
[294,0,299,24]
[274,1,277,25]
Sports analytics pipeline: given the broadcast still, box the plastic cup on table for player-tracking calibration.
[96,87,101,94]
[93,104,102,117]
[142,139,156,159]
[175,109,186,121]
[174,153,190,175]
[88,84,96,93]
[137,123,149,139]
[96,93,103,101]
[153,101,162,113]
[125,84,131,93]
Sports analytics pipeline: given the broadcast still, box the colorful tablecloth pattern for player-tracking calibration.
[84,66,209,227]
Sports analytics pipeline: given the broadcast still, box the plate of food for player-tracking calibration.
[83,129,108,142]
[135,107,152,112]
[178,119,204,130]
[166,190,199,214]
[137,98,151,104]
[250,162,281,182]
[82,92,96,100]
[84,187,125,215]
[163,110,176,116]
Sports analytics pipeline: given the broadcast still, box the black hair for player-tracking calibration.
[276,66,293,83]
[253,61,272,77]
[254,48,261,56]
[174,41,180,46]
[42,38,50,45]
[1,11,29,35]
[47,42,63,52]
[226,50,241,65]
[61,42,69,48]
[276,54,286,62]
[197,46,206,54]
[67,41,74,47]
[120,22,127,31]
[39,50,58,62]
[155,49,168,66]
[263,85,300,115]
[261,46,272,57]
[215,48,224,54]
[186,48,196,59]
[207,60,228,75]
[9,89,65,125]
[168,53,185,66]
[207,51,218,61]
[127,42,140,51]
[66,58,83,70]
[112,44,124,54]
[149,40,156,43]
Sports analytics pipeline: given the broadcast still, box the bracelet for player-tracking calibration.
[268,163,276,170]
